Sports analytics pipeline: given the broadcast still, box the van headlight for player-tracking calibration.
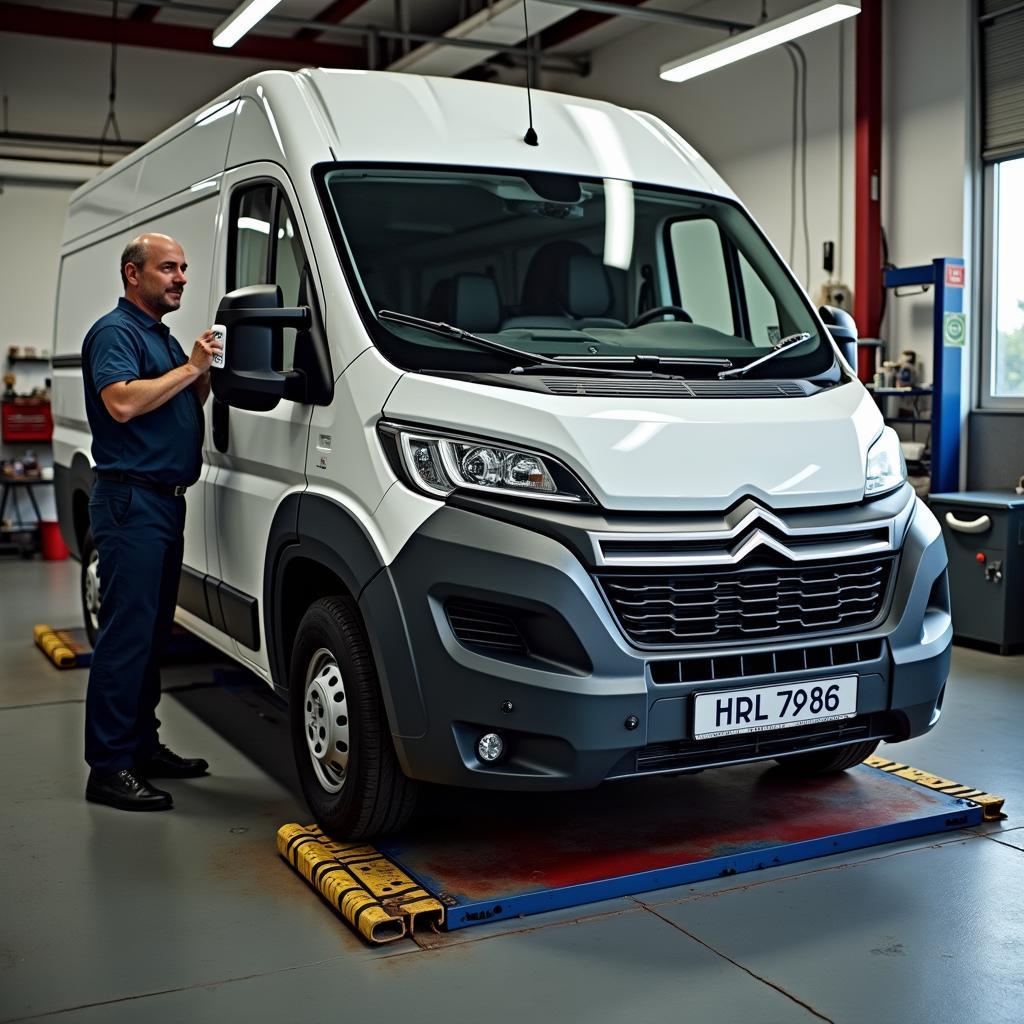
[864,428,907,497]
[378,423,594,504]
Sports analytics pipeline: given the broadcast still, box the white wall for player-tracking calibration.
[1,180,79,519]
[881,0,974,381]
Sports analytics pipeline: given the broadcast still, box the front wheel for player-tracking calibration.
[774,739,880,775]
[288,596,417,839]
[80,528,101,648]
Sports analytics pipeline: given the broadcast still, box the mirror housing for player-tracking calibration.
[819,304,859,369]
[212,284,311,411]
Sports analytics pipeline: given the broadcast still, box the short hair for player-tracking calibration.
[119,239,150,288]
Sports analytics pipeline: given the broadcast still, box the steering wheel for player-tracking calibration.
[627,305,694,328]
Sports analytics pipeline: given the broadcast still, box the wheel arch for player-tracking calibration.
[264,492,426,737]
[55,452,95,560]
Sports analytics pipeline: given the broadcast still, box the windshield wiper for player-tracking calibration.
[717,332,814,379]
[551,354,732,370]
[378,310,710,379]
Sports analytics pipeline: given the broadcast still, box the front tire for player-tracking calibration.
[288,596,417,840]
[775,739,880,775]
[80,528,101,648]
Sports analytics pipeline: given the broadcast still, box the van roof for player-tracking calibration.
[68,69,733,211]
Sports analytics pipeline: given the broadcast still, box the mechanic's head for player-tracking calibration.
[120,234,187,320]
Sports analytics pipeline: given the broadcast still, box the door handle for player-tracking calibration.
[944,512,991,534]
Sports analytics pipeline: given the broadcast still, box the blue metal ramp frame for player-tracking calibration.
[376,762,988,931]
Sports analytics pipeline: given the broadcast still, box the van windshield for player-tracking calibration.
[321,167,831,379]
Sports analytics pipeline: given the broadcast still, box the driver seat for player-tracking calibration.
[503,241,626,330]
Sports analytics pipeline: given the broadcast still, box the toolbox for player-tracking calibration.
[929,491,1024,654]
[1,400,52,443]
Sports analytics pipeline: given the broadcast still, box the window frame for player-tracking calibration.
[979,158,1024,411]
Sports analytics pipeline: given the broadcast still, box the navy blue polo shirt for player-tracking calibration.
[83,298,203,486]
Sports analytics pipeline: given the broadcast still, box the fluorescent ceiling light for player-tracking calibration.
[660,1,860,83]
[213,0,283,49]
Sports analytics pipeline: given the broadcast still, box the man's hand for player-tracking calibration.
[188,329,221,374]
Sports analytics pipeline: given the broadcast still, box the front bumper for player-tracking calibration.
[358,496,951,790]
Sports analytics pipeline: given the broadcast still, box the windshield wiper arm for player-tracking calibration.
[717,332,814,379]
[553,354,733,370]
[378,310,694,380]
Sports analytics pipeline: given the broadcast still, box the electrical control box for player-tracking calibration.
[930,492,1024,655]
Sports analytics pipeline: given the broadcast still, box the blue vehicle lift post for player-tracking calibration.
[882,257,966,493]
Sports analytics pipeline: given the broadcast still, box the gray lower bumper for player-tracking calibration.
[359,498,951,790]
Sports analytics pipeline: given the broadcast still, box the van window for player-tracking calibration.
[668,219,733,335]
[232,186,274,289]
[229,184,311,371]
[321,167,829,380]
[739,252,782,347]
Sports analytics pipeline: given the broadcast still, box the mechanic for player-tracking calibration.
[81,233,220,811]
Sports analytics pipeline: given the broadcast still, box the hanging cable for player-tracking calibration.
[99,0,123,164]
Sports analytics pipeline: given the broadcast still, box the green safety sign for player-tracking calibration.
[943,312,966,347]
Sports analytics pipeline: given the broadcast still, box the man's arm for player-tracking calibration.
[192,371,212,407]
[101,329,219,423]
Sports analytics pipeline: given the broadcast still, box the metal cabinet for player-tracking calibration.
[930,492,1024,655]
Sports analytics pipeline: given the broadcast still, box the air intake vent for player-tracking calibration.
[599,557,895,647]
[446,600,526,654]
[650,638,886,684]
[540,378,809,399]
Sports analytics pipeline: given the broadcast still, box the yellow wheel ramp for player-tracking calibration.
[276,824,445,944]
[864,754,1006,821]
[33,624,84,669]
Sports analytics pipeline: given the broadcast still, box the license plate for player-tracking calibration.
[693,676,858,740]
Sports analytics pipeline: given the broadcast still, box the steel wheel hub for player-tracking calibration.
[84,550,101,629]
[303,647,350,794]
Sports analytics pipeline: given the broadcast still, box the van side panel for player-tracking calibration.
[63,164,141,246]
[52,191,222,565]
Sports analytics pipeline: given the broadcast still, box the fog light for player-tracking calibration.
[477,732,504,763]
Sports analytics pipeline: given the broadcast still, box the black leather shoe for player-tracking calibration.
[86,768,173,811]
[141,744,210,779]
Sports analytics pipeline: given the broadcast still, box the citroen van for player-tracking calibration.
[52,70,952,838]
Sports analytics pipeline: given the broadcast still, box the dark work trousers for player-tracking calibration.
[85,479,186,774]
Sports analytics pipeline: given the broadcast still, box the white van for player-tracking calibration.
[52,70,951,838]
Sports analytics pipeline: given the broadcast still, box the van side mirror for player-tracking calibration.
[818,305,858,368]
[212,284,311,411]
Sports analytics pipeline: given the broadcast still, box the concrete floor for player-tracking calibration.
[1,557,1022,1024]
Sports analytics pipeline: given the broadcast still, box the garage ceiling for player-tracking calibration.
[0,0,730,73]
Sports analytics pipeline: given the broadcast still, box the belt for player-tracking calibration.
[95,470,189,497]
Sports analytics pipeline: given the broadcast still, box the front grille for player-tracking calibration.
[650,638,886,685]
[624,713,895,775]
[446,600,526,654]
[599,556,895,647]
[540,377,808,399]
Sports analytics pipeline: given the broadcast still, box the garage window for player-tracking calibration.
[989,157,1024,400]
[980,1,1024,409]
